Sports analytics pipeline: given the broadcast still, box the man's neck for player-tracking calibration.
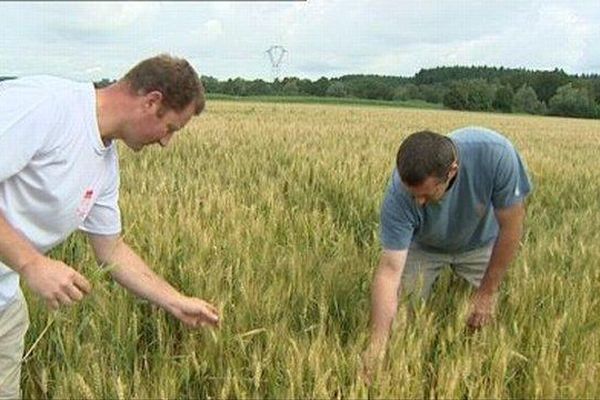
[95,83,128,145]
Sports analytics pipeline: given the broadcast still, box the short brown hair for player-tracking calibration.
[396,130,458,186]
[121,54,205,115]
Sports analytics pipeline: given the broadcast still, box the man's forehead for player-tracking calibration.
[405,176,440,190]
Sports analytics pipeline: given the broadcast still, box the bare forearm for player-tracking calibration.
[478,218,523,296]
[103,240,182,313]
[369,270,400,347]
[89,234,219,328]
[0,211,44,272]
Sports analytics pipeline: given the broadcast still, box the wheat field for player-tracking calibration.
[22,100,600,398]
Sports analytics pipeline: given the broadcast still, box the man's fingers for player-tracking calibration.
[65,284,85,302]
[201,310,219,327]
[467,312,491,332]
[72,272,92,294]
[47,299,60,310]
[178,298,220,328]
[204,302,219,316]
[193,301,219,323]
[194,305,219,327]
[56,291,74,306]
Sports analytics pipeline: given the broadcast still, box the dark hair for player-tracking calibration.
[396,130,458,186]
[121,54,205,115]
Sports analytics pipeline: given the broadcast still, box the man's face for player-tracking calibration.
[125,92,196,152]
[403,163,459,206]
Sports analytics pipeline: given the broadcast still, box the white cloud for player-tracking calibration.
[44,2,160,35]
[1,0,599,80]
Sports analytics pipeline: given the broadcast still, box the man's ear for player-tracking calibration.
[448,161,459,179]
[143,90,163,111]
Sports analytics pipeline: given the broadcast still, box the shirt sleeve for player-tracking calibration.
[0,84,56,183]
[379,172,418,251]
[491,143,533,209]
[79,148,122,236]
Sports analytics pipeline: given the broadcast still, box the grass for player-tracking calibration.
[22,100,600,398]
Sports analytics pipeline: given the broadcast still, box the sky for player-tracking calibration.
[1,1,599,82]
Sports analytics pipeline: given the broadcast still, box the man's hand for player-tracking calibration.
[168,295,220,328]
[361,340,385,385]
[466,292,495,331]
[20,256,91,310]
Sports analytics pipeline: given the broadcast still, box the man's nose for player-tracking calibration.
[159,133,173,147]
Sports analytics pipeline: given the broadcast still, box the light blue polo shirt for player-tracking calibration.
[380,126,532,253]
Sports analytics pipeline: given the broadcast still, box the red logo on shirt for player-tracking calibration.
[76,189,95,220]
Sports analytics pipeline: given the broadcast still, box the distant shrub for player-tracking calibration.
[493,85,514,113]
[443,79,494,111]
[512,85,546,115]
[326,82,348,97]
[548,84,599,119]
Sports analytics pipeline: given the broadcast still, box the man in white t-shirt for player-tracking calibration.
[0,54,219,398]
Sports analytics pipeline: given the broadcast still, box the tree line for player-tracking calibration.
[5,65,600,119]
[199,66,600,119]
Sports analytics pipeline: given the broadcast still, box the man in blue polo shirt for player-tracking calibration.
[363,126,532,377]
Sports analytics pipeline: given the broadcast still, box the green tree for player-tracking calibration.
[443,79,494,111]
[548,84,598,118]
[393,84,419,101]
[221,78,249,96]
[531,69,570,103]
[201,76,220,93]
[512,84,546,114]
[247,79,272,95]
[344,76,394,100]
[418,84,446,104]
[493,84,514,113]
[282,79,300,96]
[325,81,348,97]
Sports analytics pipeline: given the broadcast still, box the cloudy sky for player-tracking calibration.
[1,1,599,82]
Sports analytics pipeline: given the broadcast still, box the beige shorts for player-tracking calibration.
[0,289,29,400]
[401,243,494,301]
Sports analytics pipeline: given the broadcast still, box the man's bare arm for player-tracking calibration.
[468,202,525,329]
[363,249,407,380]
[0,211,91,309]
[88,233,219,328]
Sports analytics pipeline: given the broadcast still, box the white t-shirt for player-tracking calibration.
[0,75,121,308]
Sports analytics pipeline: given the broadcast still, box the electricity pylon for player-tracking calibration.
[266,45,288,81]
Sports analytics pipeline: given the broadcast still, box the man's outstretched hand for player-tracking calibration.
[168,295,220,328]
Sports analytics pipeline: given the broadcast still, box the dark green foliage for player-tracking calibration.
[443,79,495,111]
[84,65,600,119]
[493,85,514,113]
[548,84,599,119]
[201,75,220,93]
[512,85,547,115]
[530,69,571,103]
[246,79,273,96]
[393,83,419,101]
[344,76,395,100]
[325,81,348,97]
[418,84,447,104]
